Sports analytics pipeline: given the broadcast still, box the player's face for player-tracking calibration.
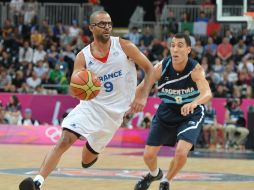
[170,37,191,64]
[90,13,112,43]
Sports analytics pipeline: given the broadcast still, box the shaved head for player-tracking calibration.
[90,10,111,24]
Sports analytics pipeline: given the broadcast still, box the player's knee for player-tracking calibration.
[82,157,98,168]
[175,148,188,159]
[144,151,156,162]
[56,135,74,150]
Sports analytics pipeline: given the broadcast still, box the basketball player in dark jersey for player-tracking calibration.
[134,33,212,190]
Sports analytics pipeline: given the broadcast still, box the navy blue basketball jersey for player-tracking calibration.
[157,56,200,109]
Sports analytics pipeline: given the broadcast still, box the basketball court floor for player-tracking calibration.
[0,144,253,190]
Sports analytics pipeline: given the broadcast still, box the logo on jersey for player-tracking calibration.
[88,61,94,66]
[175,96,183,104]
[188,121,196,126]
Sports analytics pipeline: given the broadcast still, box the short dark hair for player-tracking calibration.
[90,10,110,24]
[173,33,191,47]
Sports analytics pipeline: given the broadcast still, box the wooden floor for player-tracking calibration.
[0,144,253,190]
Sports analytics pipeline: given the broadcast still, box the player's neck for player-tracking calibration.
[91,40,111,57]
[172,58,188,72]
[93,40,111,52]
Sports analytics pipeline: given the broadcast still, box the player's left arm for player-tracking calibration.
[120,38,155,113]
[181,64,212,116]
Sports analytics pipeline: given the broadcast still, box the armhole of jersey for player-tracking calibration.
[81,48,88,69]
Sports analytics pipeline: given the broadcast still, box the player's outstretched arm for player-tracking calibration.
[181,64,212,116]
[120,38,154,113]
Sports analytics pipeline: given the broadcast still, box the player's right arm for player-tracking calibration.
[72,52,86,75]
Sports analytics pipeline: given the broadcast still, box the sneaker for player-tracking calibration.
[159,181,170,190]
[19,177,40,190]
[134,168,163,190]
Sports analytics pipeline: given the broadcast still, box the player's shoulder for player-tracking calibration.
[191,63,205,81]
[119,37,135,48]
[74,51,86,65]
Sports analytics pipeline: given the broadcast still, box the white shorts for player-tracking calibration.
[61,101,124,153]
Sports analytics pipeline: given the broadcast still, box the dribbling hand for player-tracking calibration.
[181,102,198,116]
[125,97,147,115]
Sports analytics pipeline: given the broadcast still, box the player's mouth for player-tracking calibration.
[172,55,179,59]
[103,33,110,37]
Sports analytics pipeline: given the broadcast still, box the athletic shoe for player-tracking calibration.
[134,168,163,190]
[159,181,170,190]
[19,177,40,190]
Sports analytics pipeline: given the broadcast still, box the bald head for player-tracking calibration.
[90,10,111,24]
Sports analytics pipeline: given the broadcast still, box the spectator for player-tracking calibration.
[121,113,133,129]
[19,41,33,64]
[217,37,233,63]
[242,45,254,63]
[16,15,30,40]
[139,26,154,48]
[124,26,141,46]
[26,71,42,91]
[24,0,38,25]
[0,69,13,92]
[224,98,249,150]
[47,44,59,68]
[165,10,178,34]
[12,70,28,93]
[213,82,227,97]
[68,19,81,39]
[9,0,24,26]
[30,29,43,47]
[140,112,152,129]
[5,95,22,124]
[53,20,65,40]
[193,39,204,60]
[196,11,209,23]
[202,102,224,149]
[32,44,47,64]
[0,50,13,69]
[204,37,217,58]
[212,57,224,80]
[0,102,9,124]
[17,108,39,126]
[39,19,51,37]
[233,39,247,62]
[184,30,196,47]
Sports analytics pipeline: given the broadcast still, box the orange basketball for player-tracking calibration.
[69,69,101,100]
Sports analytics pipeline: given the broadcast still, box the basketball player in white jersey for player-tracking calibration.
[19,10,154,190]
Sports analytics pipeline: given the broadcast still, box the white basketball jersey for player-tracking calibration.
[81,37,137,114]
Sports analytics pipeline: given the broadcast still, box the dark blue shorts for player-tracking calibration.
[146,105,205,147]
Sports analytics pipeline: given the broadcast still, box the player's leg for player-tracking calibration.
[81,141,99,168]
[134,115,173,190]
[134,145,162,190]
[143,145,161,173]
[39,129,78,177]
[19,129,78,190]
[161,105,205,189]
[165,140,192,181]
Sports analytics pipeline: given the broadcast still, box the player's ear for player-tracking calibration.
[187,46,191,54]
[89,25,94,32]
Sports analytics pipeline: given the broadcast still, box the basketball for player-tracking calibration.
[69,69,101,100]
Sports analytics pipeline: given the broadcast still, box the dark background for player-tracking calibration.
[2,0,156,26]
